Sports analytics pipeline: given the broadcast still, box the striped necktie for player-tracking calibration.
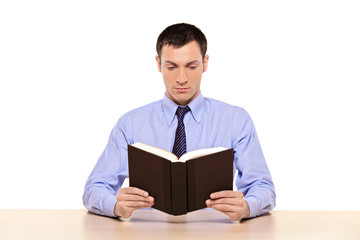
[172,106,191,159]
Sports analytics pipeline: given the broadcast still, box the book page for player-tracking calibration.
[178,147,228,162]
[132,142,178,162]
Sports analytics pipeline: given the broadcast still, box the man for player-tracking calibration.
[83,23,276,221]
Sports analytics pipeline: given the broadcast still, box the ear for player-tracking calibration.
[202,55,209,73]
[155,56,162,72]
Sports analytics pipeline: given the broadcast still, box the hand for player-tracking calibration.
[205,190,249,221]
[113,187,154,218]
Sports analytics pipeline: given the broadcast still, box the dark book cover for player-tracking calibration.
[128,145,233,215]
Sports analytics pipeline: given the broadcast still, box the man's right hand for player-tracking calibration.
[113,187,154,218]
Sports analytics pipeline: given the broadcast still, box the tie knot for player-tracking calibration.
[175,106,191,122]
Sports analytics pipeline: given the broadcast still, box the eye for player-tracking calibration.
[167,66,175,71]
[189,65,198,70]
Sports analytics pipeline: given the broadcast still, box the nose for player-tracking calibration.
[176,69,188,85]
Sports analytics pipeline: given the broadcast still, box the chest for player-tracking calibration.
[132,113,234,152]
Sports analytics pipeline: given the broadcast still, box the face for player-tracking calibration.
[156,41,209,106]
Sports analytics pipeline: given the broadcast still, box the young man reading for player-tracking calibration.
[83,23,276,221]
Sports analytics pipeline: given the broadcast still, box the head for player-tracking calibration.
[156,23,209,106]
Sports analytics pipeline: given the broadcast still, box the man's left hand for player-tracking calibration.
[205,190,249,221]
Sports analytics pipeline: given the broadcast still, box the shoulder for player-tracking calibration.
[204,97,255,138]
[116,100,162,127]
[125,100,162,116]
[204,97,250,119]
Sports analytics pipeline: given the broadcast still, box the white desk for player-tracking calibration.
[0,209,359,239]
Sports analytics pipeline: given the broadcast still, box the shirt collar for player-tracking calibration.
[162,92,205,126]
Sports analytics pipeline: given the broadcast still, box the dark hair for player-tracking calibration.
[156,23,207,60]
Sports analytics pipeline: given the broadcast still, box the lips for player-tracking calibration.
[175,87,189,93]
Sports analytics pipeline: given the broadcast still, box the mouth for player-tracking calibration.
[175,87,189,92]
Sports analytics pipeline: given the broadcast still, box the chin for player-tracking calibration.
[174,100,188,106]
[173,97,191,106]
[169,91,195,105]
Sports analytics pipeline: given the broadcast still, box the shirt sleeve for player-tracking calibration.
[232,109,276,218]
[82,116,131,217]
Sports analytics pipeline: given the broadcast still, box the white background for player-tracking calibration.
[1,0,359,210]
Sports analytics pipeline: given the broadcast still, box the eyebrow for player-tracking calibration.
[164,60,200,67]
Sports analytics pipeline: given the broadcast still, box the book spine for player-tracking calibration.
[170,162,188,215]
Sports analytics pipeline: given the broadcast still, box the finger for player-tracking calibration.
[210,190,243,199]
[117,193,154,203]
[120,187,150,197]
[206,197,244,207]
[208,204,243,221]
[116,198,155,218]
[124,200,155,208]
[207,203,240,213]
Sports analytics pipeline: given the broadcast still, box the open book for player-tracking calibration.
[128,143,233,216]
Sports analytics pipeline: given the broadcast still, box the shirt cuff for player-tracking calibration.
[102,195,118,218]
[244,196,258,218]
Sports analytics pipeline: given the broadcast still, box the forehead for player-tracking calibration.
[160,41,202,63]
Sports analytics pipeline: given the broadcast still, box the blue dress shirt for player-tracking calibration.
[83,93,276,218]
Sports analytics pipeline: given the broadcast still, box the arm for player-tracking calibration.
[83,116,148,217]
[233,110,276,218]
[207,109,276,220]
